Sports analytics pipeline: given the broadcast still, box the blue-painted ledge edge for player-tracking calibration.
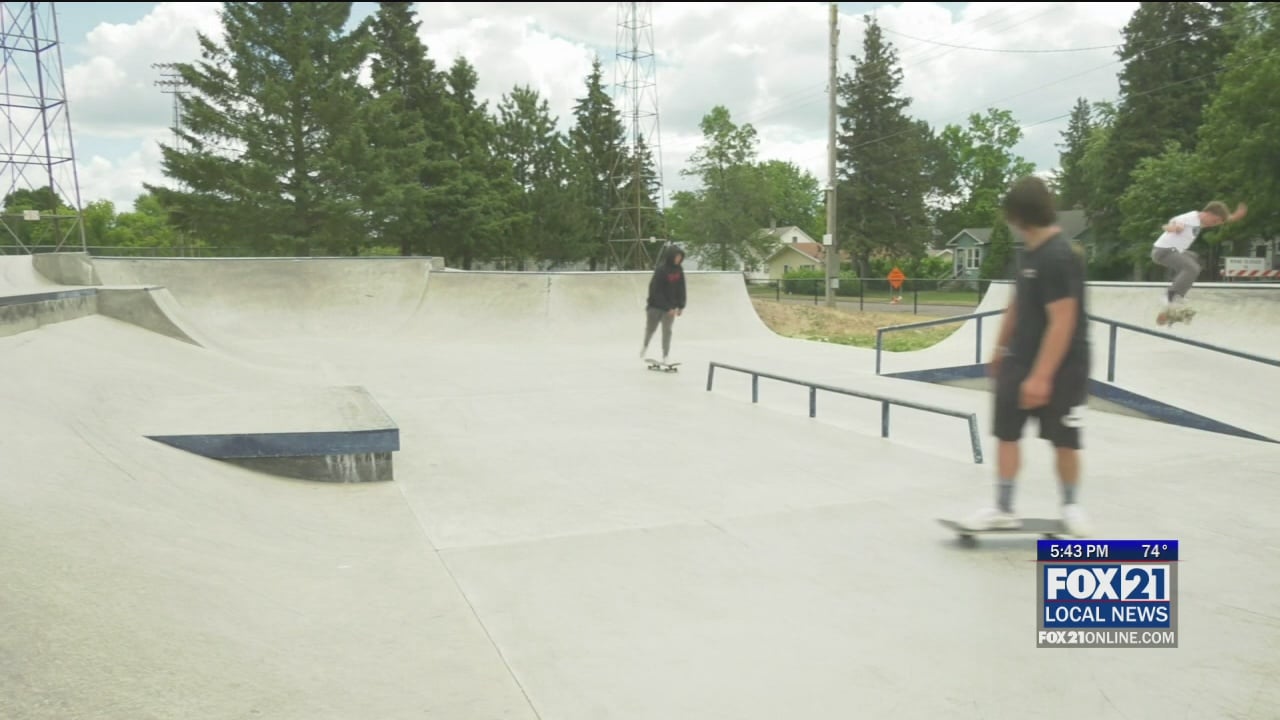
[885,363,1276,444]
[146,428,401,460]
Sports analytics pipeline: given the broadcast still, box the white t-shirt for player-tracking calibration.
[1152,210,1201,251]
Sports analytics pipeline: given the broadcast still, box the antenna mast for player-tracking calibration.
[0,1,86,253]
[608,1,667,270]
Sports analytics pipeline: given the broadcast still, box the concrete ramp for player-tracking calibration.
[89,256,436,341]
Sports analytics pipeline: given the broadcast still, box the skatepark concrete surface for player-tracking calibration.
[2,253,1279,720]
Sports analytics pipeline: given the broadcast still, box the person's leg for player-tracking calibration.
[660,310,674,359]
[961,363,1027,530]
[1172,250,1201,305]
[1039,361,1090,536]
[642,307,661,357]
[1153,247,1200,304]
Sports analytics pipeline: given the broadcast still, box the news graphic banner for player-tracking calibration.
[1036,540,1178,649]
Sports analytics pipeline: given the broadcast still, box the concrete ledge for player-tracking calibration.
[142,386,401,483]
[0,283,222,349]
[885,363,1277,444]
[0,288,98,337]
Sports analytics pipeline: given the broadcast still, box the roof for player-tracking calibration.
[945,209,1091,246]
[770,242,825,263]
[946,228,992,246]
[759,225,817,243]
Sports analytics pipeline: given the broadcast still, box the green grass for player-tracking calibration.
[750,299,964,352]
[799,328,959,352]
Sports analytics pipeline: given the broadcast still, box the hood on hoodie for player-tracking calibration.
[658,244,684,268]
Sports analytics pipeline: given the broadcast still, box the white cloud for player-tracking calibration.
[60,1,1138,215]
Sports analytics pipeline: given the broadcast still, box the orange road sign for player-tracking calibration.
[887,267,906,290]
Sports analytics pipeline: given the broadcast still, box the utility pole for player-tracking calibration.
[824,1,839,307]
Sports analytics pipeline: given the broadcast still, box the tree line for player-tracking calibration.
[5,2,1276,280]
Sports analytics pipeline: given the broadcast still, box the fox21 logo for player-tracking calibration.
[1045,565,1171,602]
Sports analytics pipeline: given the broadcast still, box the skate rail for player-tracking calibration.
[872,308,1280,382]
[874,309,1007,375]
[705,361,984,464]
[1090,315,1280,382]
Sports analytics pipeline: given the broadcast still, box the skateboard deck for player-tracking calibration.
[937,517,1069,539]
[1156,306,1196,327]
[645,358,680,373]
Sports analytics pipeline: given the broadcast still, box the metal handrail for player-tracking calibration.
[873,307,1279,382]
[874,309,1007,374]
[705,361,984,464]
[1091,315,1280,382]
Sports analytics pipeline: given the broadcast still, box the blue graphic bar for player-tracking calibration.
[1037,540,1179,562]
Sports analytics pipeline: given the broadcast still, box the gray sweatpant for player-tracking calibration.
[643,307,675,357]
[1151,247,1200,301]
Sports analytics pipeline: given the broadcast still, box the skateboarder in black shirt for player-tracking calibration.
[641,245,686,364]
[960,176,1092,537]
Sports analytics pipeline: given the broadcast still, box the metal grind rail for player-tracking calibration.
[873,309,1279,382]
[705,361,984,464]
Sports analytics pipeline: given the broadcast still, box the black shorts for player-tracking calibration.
[993,358,1089,449]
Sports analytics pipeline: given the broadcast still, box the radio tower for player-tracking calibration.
[0,1,86,253]
[607,1,667,271]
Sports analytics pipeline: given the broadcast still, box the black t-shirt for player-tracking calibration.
[1008,234,1089,369]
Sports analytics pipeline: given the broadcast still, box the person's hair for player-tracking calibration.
[1001,175,1057,228]
[1202,201,1229,221]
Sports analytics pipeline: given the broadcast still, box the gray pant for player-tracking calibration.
[1151,247,1200,300]
[643,307,675,357]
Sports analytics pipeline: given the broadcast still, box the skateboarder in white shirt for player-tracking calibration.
[1150,200,1246,315]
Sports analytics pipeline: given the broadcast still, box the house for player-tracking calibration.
[944,209,1090,279]
[754,224,854,279]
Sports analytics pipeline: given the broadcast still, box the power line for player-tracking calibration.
[879,26,1119,54]
[731,4,1059,130]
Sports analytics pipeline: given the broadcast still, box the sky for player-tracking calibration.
[34,1,1140,214]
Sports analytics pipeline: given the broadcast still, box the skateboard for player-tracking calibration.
[645,358,680,373]
[937,517,1070,541]
[1156,306,1196,327]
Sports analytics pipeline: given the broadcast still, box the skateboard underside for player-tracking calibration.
[937,518,1069,539]
[645,359,680,372]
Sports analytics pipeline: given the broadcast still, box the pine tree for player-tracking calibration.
[835,15,932,275]
[361,1,449,256]
[494,85,577,268]
[428,57,519,269]
[567,57,628,269]
[617,135,664,241]
[146,2,373,255]
[1055,98,1094,210]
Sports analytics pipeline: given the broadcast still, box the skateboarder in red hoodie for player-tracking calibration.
[641,245,686,364]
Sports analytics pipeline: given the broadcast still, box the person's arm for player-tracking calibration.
[1162,221,1183,233]
[1029,249,1082,380]
[1229,202,1248,222]
[676,272,686,310]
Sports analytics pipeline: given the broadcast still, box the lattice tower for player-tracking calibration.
[607,1,667,270]
[0,1,85,253]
